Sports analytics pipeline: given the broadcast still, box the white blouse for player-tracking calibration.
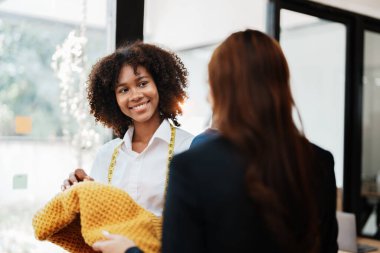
[90,120,194,216]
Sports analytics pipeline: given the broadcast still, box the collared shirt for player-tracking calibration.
[90,120,194,216]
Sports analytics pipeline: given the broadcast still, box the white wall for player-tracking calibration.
[144,0,268,135]
[144,0,267,50]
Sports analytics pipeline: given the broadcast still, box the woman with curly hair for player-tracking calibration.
[61,41,193,219]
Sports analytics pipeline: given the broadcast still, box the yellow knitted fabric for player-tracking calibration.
[32,181,162,253]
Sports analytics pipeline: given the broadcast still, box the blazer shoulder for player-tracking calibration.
[176,136,233,160]
[310,143,334,164]
[171,136,240,180]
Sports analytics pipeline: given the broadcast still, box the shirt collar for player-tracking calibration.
[151,119,172,144]
[122,119,172,149]
[122,126,134,150]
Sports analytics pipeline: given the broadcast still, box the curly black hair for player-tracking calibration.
[87,41,188,138]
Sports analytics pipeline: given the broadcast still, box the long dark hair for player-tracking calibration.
[208,29,319,252]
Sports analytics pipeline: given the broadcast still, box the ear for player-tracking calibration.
[207,85,214,109]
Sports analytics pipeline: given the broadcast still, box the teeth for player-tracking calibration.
[132,102,148,110]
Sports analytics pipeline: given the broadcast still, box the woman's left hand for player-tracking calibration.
[92,231,136,253]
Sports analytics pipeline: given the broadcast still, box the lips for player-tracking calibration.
[129,100,150,111]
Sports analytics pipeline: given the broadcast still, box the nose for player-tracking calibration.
[129,88,143,101]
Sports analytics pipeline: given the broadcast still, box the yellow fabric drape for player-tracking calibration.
[32,181,161,253]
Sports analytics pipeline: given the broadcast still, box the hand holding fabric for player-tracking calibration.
[92,231,136,253]
[61,168,94,191]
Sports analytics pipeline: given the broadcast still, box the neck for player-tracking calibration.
[132,116,163,144]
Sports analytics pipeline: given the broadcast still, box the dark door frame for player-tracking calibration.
[115,0,144,47]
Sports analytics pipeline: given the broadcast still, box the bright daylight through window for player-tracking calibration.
[0,0,114,252]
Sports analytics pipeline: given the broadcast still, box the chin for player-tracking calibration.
[132,115,155,124]
[128,109,160,125]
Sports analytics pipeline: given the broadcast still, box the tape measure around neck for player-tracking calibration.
[107,124,176,188]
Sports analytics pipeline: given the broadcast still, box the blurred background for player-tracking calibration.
[0,0,379,252]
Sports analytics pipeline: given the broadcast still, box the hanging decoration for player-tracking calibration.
[51,0,100,166]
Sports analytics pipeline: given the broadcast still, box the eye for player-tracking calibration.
[138,81,148,88]
[118,87,129,93]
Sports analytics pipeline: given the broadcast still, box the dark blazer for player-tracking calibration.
[162,136,338,253]
[189,128,219,148]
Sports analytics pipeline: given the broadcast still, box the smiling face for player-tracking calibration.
[115,65,160,126]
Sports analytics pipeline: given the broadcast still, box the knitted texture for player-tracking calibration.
[32,181,162,253]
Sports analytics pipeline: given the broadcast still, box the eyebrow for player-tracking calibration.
[135,75,149,81]
[115,75,150,88]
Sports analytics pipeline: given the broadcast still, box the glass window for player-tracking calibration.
[0,0,115,251]
[360,30,380,237]
[280,9,346,188]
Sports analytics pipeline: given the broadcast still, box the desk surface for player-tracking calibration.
[339,237,380,253]
[362,181,380,198]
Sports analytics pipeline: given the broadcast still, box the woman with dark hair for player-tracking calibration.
[87,30,337,253]
[162,29,338,253]
[61,41,193,216]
